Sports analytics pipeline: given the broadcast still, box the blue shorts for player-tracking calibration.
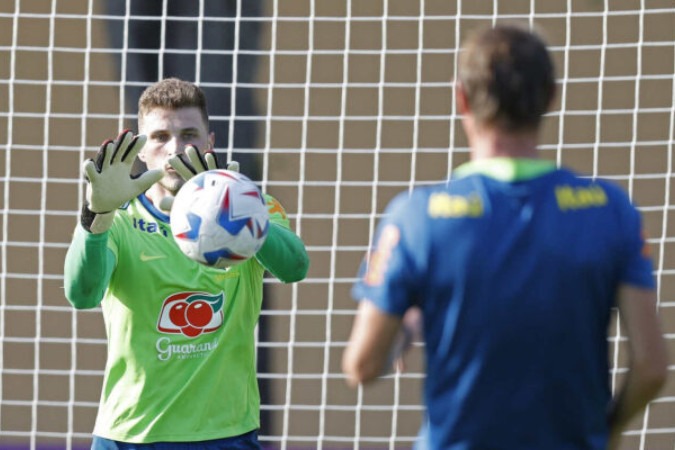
[91,430,262,450]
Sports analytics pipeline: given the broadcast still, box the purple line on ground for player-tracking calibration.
[0,444,308,449]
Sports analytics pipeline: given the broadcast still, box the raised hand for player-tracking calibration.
[81,130,163,233]
[168,145,219,181]
[160,147,240,212]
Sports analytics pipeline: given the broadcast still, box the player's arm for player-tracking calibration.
[63,130,163,309]
[81,130,163,234]
[607,284,668,449]
[63,227,116,309]
[343,197,421,385]
[342,299,403,387]
[255,195,309,283]
[394,306,423,372]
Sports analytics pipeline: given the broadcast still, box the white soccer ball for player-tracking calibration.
[170,169,269,268]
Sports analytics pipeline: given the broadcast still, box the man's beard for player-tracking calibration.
[160,172,185,196]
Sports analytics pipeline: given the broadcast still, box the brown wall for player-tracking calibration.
[1,0,673,449]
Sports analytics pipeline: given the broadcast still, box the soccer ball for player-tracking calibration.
[170,169,269,268]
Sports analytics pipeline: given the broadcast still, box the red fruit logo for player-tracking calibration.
[157,292,224,338]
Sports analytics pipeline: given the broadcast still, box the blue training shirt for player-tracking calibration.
[352,158,655,450]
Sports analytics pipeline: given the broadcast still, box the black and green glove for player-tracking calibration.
[168,145,220,180]
[159,146,239,211]
[81,130,163,233]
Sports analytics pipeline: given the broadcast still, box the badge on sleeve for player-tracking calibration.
[364,224,400,286]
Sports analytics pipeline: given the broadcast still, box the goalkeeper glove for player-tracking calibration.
[81,130,163,234]
[168,145,219,181]
[159,146,239,211]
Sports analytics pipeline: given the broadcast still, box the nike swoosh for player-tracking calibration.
[140,252,167,262]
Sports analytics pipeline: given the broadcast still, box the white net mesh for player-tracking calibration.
[0,1,673,449]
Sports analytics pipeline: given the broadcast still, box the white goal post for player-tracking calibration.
[0,1,673,449]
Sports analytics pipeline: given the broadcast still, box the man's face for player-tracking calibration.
[138,106,214,195]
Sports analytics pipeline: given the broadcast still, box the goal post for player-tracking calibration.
[0,1,673,449]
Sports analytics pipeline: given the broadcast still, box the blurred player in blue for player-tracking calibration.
[342,24,668,450]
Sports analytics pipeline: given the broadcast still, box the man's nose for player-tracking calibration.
[166,137,186,157]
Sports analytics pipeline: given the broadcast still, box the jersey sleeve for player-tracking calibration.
[63,224,117,309]
[619,200,655,289]
[351,191,423,316]
[255,194,310,283]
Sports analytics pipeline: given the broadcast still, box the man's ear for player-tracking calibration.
[135,131,147,162]
[132,141,148,176]
[455,80,470,115]
[547,83,558,113]
[208,131,216,151]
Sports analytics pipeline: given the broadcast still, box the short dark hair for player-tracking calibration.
[138,78,209,128]
[458,24,556,132]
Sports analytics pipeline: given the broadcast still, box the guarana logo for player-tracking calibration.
[157,291,224,338]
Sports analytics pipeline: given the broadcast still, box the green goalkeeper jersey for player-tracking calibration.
[64,194,308,443]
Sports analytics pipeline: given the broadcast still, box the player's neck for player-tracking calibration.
[144,184,173,213]
[468,125,540,161]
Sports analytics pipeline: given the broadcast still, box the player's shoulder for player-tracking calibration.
[111,196,171,233]
[110,197,137,227]
[386,183,441,209]
[263,193,291,228]
[554,167,635,207]
[384,182,456,223]
[264,193,285,210]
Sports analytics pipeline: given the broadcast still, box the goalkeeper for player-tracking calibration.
[342,24,668,450]
[63,78,309,449]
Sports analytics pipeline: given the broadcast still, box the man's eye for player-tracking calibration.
[152,134,169,142]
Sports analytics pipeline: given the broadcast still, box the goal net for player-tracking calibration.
[0,1,673,449]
